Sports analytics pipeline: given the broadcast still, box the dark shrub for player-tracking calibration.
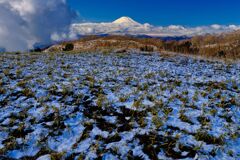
[140,45,154,52]
[63,43,74,51]
[217,50,226,57]
[30,47,42,52]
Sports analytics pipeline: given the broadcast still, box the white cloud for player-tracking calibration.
[168,25,185,30]
[0,0,75,51]
[66,17,240,38]
[8,0,35,16]
[211,24,222,30]
[228,25,239,30]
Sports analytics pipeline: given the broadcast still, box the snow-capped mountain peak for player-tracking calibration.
[59,16,240,40]
[112,16,141,26]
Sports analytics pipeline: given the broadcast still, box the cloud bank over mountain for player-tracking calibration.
[0,0,75,51]
[66,17,240,39]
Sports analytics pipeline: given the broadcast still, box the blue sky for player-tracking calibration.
[68,0,240,26]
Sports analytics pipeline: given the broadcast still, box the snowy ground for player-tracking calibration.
[0,52,239,160]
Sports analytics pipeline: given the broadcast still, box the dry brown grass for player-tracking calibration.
[44,33,240,60]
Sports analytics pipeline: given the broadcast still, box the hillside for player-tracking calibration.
[44,36,162,53]
[44,31,240,60]
[163,30,240,59]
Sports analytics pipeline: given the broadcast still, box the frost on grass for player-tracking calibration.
[0,52,239,159]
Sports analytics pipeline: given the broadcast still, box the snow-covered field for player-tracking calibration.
[0,52,239,160]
